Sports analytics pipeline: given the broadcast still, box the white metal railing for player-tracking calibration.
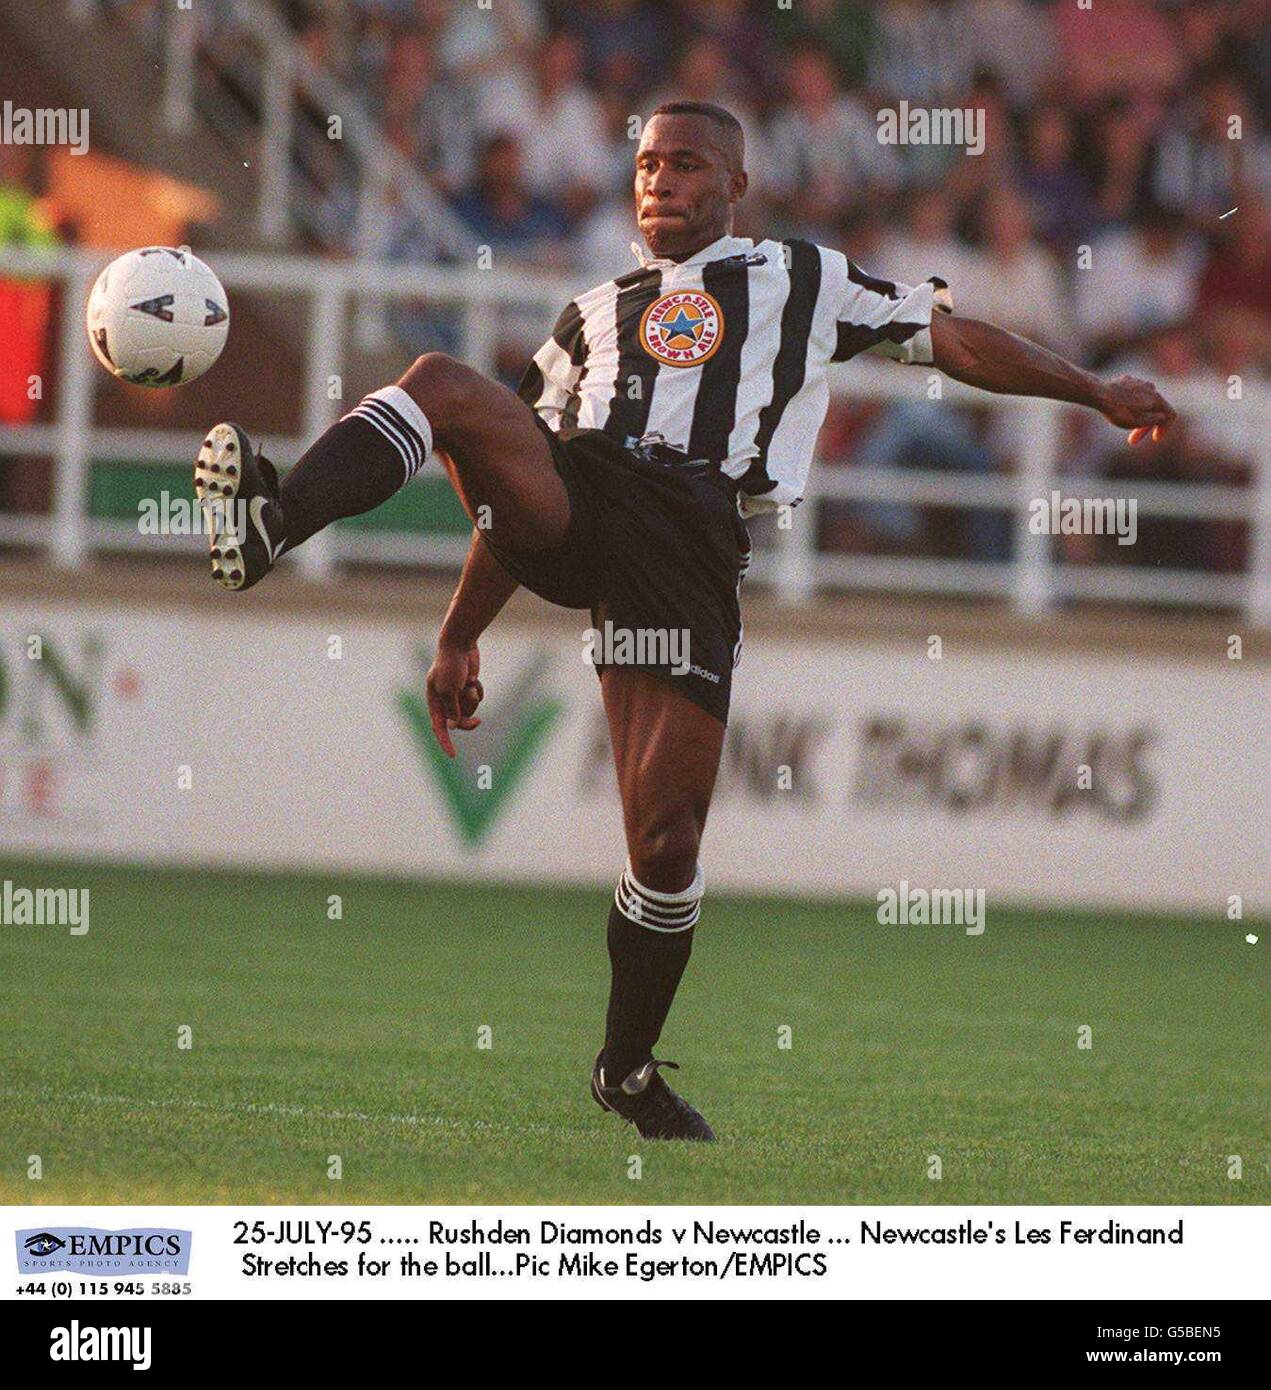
[78,0,474,273]
[0,246,1266,621]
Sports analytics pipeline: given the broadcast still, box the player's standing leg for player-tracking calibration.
[589,667,725,1141]
[193,352,569,589]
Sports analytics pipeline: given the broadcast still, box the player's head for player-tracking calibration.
[635,102,747,261]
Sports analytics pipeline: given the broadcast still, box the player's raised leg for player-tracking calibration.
[590,667,725,1141]
[194,352,568,591]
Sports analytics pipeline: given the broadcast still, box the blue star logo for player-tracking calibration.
[658,307,702,345]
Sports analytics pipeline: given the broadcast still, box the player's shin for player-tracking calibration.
[279,385,434,550]
[600,861,704,1084]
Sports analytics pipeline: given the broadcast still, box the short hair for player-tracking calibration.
[650,101,745,171]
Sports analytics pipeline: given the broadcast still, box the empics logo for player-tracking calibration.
[16,1227,191,1275]
[50,1322,151,1372]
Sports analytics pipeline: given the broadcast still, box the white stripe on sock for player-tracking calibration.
[614,861,704,932]
[355,400,420,478]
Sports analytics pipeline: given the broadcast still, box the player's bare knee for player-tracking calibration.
[629,814,700,893]
[398,352,471,431]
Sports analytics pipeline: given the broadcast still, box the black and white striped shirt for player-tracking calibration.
[518,234,951,515]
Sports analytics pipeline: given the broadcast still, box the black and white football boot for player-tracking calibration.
[591,1052,716,1141]
[193,422,286,591]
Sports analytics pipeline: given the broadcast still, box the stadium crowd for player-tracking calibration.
[3,0,1267,575]
[280,0,1271,572]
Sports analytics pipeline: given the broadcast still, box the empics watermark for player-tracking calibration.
[583,622,693,677]
[1,102,89,155]
[1,879,89,935]
[1029,491,1137,545]
[876,102,983,156]
[876,880,986,935]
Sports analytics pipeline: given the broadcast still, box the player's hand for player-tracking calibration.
[426,641,483,758]
[1097,374,1176,445]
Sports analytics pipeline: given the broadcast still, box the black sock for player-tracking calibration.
[279,386,432,551]
[601,865,702,1085]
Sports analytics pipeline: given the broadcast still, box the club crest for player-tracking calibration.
[639,290,724,367]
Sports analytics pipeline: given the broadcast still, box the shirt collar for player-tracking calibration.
[631,234,754,270]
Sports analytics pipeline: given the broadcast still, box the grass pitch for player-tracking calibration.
[0,857,1265,1205]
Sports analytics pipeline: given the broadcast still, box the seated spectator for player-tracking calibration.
[765,0,880,89]
[1019,104,1097,253]
[1194,197,1271,331]
[765,44,899,243]
[960,0,1056,108]
[380,31,474,193]
[1148,67,1271,229]
[452,133,569,268]
[558,0,666,98]
[1075,203,1202,363]
[484,30,615,225]
[670,0,777,103]
[1053,0,1182,113]
[1084,96,1155,229]
[875,185,972,294]
[959,186,1077,356]
[868,0,974,106]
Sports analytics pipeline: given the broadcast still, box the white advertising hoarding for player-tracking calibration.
[1,602,1266,913]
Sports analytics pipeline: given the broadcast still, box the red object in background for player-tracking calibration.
[0,278,51,423]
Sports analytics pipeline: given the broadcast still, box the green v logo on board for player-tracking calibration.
[398,646,565,846]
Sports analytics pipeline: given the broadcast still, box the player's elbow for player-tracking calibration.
[931,314,981,380]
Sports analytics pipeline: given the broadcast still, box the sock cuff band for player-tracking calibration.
[614,861,704,932]
[343,386,432,484]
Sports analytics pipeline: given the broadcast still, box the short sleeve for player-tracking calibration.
[517,300,586,429]
[831,259,953,366]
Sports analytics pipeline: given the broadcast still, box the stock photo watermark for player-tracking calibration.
[1029,491,1138,546]
[1,879,90,935]
[582,622,702,680]
[876,880,986,936]
[876,102,984,157]
[1,101,89,155]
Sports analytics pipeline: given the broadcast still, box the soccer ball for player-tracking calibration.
[86,246,229,387]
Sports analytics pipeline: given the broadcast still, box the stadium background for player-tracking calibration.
[0,0,1266,1205]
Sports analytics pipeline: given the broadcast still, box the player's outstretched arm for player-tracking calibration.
[426,532,521,757]
[930,312,1176,444]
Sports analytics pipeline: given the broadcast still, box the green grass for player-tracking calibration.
[0,857,1265,1205]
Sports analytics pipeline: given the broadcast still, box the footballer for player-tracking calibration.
[193,103,1175,1140]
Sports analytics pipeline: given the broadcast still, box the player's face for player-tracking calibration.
[635,114,743,260]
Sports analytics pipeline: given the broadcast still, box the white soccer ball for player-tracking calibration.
[86,246,229,387]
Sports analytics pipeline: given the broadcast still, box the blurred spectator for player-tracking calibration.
[766,0,880,88]
[0,146,59,428]
[380,32,474,193]
[868,0,974,106]
[1019,104,1097,253]
[670,0,776,103]
[517,31,611,219]
[1084,97,1154,228]
[1075,204,1202,363]
[452,133,569,268]
[959,187,1077,355]
[766,45,898,242]
[961,0,1056,108]
[1194,198,1271,332]
[877,185,972,291]
[1148,67,1271,227]
[557,0,666,101]
[1053,0,1182,112]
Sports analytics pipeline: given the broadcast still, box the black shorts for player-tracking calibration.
[483,419,752,725]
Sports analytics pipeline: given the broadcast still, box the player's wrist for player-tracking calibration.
[438,619,481,652]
